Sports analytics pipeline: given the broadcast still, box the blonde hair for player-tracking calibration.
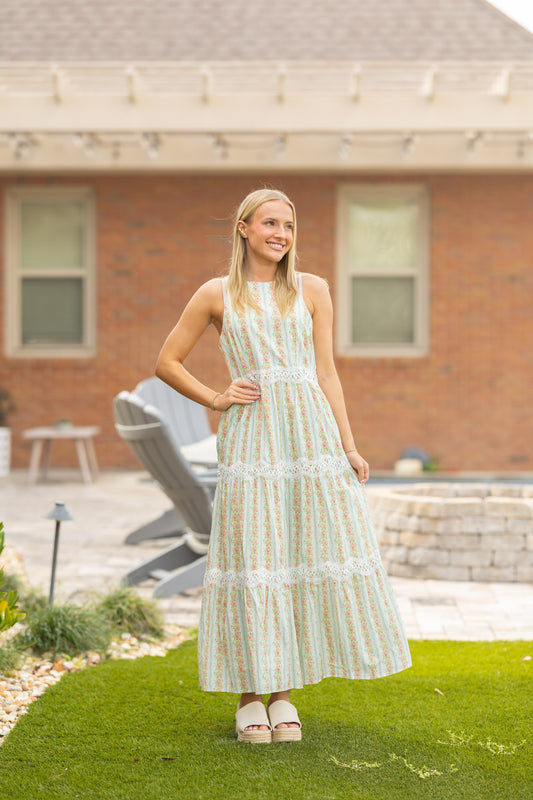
[227,188,298,316]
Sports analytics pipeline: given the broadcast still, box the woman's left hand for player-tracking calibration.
[346,450,369,484]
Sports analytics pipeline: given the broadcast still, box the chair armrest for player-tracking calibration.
[114,422,162,441]
[196,471,218,488]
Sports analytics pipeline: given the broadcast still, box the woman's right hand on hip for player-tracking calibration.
[215,380,261,411]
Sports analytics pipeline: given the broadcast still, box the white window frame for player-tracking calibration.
[4,186,96,358]
[336,183,430,357]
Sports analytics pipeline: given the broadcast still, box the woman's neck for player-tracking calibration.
[244,264,278,283]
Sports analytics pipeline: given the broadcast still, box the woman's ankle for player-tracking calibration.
[239,692,263,708]
[267,690,291,706]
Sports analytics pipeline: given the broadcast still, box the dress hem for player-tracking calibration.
[199,659,412,695]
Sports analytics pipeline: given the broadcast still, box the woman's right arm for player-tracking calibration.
[155,279,260,412]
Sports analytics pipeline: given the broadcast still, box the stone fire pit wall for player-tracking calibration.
[367,484,533,582]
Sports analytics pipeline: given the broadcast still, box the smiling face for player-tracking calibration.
[238,200,295,269]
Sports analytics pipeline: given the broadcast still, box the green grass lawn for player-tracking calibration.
[0,639,531,800]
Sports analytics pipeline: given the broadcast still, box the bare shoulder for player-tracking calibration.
[175,278,225,332]
[299,272,331,314]
[187,277,224,311]
[194,277,224,301]
[299,272,328,291]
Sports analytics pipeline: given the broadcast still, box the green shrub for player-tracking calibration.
[0,522,26,634]
[0,389,15,427]
[95,586,165,639]
[0,571,25,596]
[0,638,26,675]
[0,562,47,616]
[18,603,111,658]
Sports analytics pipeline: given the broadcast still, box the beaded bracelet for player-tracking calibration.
[210,392,221,411]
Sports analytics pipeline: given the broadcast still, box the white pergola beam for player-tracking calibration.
[491,67,512,101]
[1,91,533,133]
[420,67,436,102]
[1,130,533,171]
[125,65,142,104]
[1,62,533,170]
[51,65,67,104]
[201,65,212,104]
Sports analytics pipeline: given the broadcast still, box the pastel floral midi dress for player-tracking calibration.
[198,277,411,694]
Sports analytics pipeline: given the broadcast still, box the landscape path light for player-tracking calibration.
[44,501,74,605]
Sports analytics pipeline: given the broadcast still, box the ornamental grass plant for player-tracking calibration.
[0,577,167,663]
[0,638,24,675]
[0,639,530,800]
[95,585,165,639]
[16,602,112,659]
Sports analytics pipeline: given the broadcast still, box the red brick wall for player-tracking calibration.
[1,172,532,472]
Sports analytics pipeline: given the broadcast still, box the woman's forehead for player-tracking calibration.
[253,199,294,221]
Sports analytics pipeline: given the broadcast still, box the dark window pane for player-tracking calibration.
[22,278,83,344]
[351,276,414,344]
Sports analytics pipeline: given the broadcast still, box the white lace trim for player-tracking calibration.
[218,454,349,483]
[205,553,383,588]
[243,366,318,386]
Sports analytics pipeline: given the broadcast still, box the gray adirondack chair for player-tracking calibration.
[113,390,216,596]
[134,377,216,457]
[121,378,217,544]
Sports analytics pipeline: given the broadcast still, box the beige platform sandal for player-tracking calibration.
[267,700,302,742]
[235,701,272,743]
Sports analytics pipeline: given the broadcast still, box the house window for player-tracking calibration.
[336,184,429,356]
[5,187,96,357]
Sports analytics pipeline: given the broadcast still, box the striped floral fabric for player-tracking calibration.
[198,278,411,693]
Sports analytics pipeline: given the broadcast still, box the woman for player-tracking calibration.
[156,188,411,744]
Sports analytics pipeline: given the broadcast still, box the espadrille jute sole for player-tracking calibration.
[272,727,302,743]
[267,700,302,743]
[235,701,272,744]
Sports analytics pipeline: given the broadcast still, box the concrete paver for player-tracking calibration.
[1,469,532,638]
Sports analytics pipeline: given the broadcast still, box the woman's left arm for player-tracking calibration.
[304,274,369,484]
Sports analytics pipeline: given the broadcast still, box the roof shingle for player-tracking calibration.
[1,0,533,61]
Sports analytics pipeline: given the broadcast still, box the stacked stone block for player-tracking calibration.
[368,483,533,582]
